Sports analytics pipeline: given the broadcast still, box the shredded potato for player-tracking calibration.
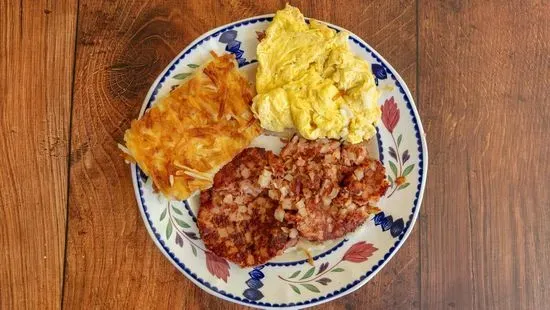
[122,53,261,200]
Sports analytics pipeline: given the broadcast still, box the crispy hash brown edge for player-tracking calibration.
[121,52,261,200]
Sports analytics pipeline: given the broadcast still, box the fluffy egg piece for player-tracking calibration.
[252,4,381,144]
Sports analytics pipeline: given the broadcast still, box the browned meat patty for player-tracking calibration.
[270,136,390,241]
[197,148,293,267]
[198,137,389,266]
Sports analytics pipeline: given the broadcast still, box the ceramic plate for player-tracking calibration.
[131,14,428,309]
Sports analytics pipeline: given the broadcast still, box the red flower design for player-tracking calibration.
[342,241,377,263]
[205,252,230,282]
[381,96,400,133]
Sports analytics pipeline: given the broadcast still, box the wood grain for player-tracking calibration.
[63,0,418,309]
[0,0,77,309]
[419,1,550,309]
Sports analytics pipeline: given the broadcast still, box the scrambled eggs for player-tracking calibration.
[252,4,381,144]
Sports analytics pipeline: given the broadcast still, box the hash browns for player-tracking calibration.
[123,52,261,200]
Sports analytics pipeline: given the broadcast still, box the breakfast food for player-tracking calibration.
[198,148,295,267]
[197,137,389,265]
[122,52,261,200]
[124,5,392,268]
[269,136,389,241]
[252,4,381,144]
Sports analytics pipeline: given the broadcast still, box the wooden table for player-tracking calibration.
[2,0,549,309]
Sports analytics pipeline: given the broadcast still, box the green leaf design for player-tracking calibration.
[171,205,183,215]
[166,221,173,239]
[300,267,315,280]
[191,244,197,257]
[397,134,403,147]
[389,161,398,178]
[289,284,300,295]
[388,175,394,187]
[301,283,320,293]
[289,270,301,279]
[187,64,199,68]
[175,218,190,228]
[316,277,331,285]
[402,164,415,177]
[173,72,192,80]
[398,182,411,190]
[331,268,345,272]
[159,208,167,221]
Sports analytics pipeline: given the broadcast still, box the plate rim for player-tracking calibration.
[130,13,429,309]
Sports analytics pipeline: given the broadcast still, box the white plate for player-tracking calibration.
[131,14,428,309]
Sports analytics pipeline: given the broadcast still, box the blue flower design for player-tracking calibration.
[371,63,387,86]
[242,266,265,301]
[219,30,237,43]
[373,212,404,237]
[218,30,254,67]
[246,278,263,289]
